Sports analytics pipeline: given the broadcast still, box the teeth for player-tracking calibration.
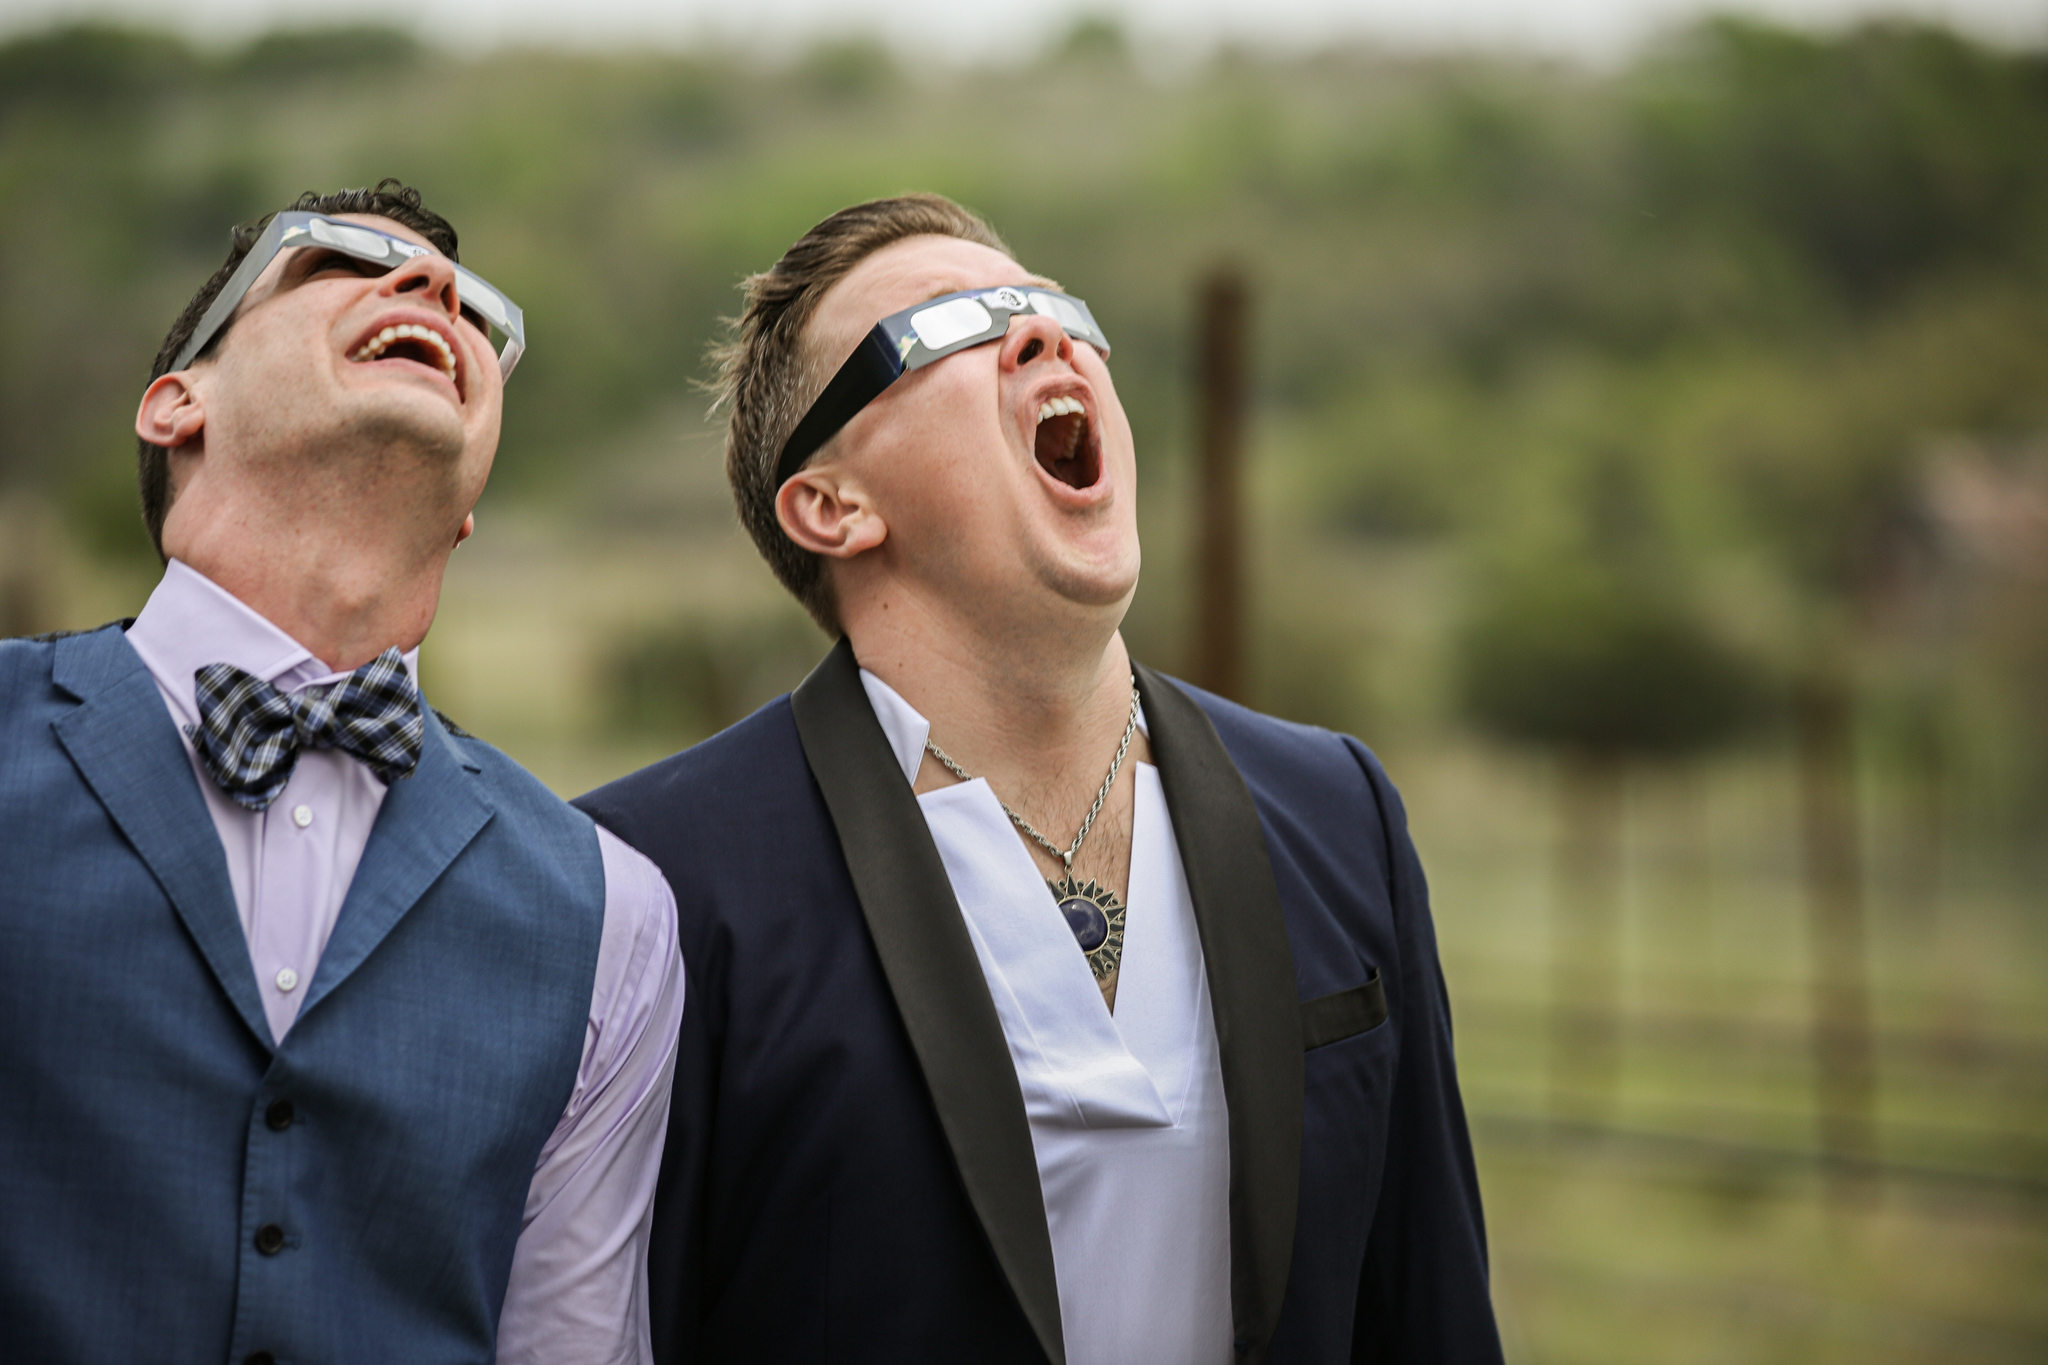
[1035,396,1084,423]
[351,322,458,381]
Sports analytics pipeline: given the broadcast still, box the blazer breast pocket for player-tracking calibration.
[1300,971,1387,1050]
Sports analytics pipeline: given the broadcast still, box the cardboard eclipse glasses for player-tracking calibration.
[171,211,527,379]
[775,285,1110,487]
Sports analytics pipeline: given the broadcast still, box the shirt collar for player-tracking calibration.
[857,666,1149,790]
[857,669,932,787]
[126,558,421,729]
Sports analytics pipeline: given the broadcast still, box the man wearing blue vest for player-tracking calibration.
[0,181,683,1365]
[581,196,1501,1362]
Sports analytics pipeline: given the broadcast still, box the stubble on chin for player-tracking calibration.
[228,350,468,472]
[242,393,474,537]
[345,400,468,471]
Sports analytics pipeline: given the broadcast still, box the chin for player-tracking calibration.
[1043,546,1141,612]
[348,400,470,466]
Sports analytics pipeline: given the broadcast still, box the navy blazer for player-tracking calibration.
[577,640,1501,1364]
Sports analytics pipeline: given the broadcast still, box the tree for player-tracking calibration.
[1459,554,1763,1119]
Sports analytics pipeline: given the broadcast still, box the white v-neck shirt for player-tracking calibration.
[860,671,1234,1365]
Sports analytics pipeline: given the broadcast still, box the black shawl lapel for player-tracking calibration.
[1134,665,1304,1365]
[790,639,1066,1365]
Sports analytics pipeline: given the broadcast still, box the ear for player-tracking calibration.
[135,372,207,450]
[776,466,887,560]
[454,513,475,546]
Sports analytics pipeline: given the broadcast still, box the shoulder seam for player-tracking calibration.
[1340,735,1401,896]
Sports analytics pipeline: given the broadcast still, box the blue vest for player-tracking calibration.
[0,625,607,1365]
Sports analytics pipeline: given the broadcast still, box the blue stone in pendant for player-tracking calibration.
[1058,896,1110,952]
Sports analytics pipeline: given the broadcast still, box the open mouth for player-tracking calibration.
[1034,395,1100,490]
[351,322,459,388]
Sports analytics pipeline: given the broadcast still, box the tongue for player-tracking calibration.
[377,340,439,368]
[1036,414,1098,489]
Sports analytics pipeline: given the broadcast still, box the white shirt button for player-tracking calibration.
[275,967,299,993]
[291,805,313,829]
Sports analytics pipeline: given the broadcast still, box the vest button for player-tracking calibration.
[265,1099,295,1131]
[254,1223,286,1255]
[246,1354,276,1365]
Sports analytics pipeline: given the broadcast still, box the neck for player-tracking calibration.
[844,578,1137,793]
[163,478,458,673]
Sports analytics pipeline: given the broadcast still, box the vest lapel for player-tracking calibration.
[295,708,493,1022]
[1134,665,1304,1365]
[50,628,274,1051]
[790,639,1066,1365]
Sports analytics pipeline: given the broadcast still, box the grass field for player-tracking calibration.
[1410,750,2047,1363]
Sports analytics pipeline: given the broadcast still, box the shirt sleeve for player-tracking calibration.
[494,825,685,1365]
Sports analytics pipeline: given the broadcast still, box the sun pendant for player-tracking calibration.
[1047,873,1126,984]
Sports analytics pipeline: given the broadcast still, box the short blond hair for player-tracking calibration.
[711,194,1009,635]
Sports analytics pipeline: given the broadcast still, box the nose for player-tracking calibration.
[380,250,463,320]
[998,312,1073,373]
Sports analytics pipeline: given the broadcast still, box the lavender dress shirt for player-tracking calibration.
[123,560,684,1365]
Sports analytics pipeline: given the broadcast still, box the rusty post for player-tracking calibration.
[1193,265,1248,701]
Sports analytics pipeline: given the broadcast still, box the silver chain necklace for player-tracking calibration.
[924,681,1141,992]
[924,682,1141,876]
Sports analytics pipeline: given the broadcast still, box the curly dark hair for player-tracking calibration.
[137,179,461,561]
[713,194,1009,635]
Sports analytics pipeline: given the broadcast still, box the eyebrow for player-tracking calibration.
[279,244,342,278]
[235,244,328,312]
[912,275,1061,306]
[808,275,1067,370]
[277,243,379,284]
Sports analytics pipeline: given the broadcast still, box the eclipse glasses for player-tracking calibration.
[776,285,1110,487]
[171,211,527,379]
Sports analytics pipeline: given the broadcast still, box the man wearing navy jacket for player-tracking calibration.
[579,194,1502,1364]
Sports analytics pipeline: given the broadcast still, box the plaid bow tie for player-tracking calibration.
[190,648,425,812]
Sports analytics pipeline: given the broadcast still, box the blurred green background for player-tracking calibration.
[2,13,2043,1361]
